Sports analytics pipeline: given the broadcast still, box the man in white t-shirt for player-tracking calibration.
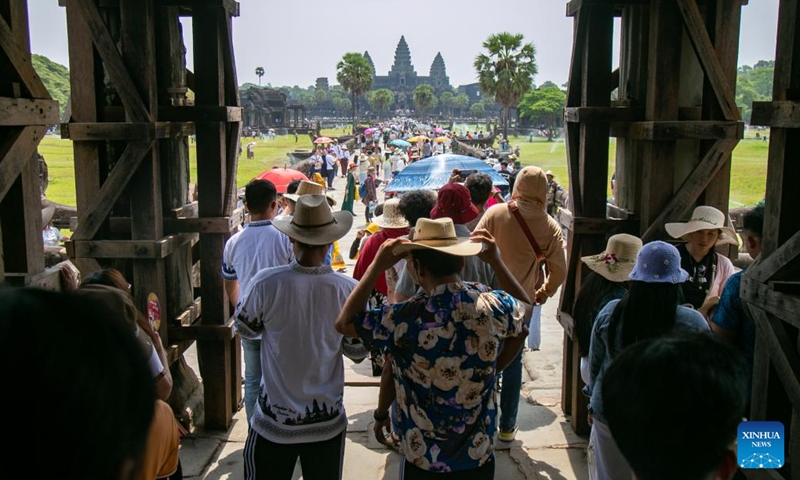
[235,195,365,480]
[222,179,293,421]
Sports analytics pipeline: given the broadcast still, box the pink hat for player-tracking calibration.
[430,183,479,225]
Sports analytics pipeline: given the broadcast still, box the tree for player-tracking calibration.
[518,85,566,141]
[474,32,538,137]
[470,102,486,119]
[439,91,454,117]
[255,66,265,86]
[368,89,395,119]
[298,92,316,109]
[453,93,469,117]
[736,61,774,123]
[413,84,436,119]
[336,52,374,131]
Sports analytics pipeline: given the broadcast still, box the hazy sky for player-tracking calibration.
[28,0,779,89]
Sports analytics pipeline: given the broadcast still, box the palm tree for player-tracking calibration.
[255,66,265,86]
[413,84,436,120]
[368,89,395,119]
[474,32,537,138]
[336,53,374,132]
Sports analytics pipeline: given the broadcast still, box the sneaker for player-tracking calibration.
[498,427,518,442]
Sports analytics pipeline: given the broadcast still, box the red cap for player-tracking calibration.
[430,183,479,225]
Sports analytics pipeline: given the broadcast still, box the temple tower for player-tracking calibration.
[429,52,449,91]
[388,36,417,87]
[363,51,376,76]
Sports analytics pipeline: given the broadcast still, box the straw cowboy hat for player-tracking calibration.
[581,233,643,283]
[373,198,410,229]
[284,180,336,206]
[273,195,352,246]
[665,206,738,246]
[393,218,482,257]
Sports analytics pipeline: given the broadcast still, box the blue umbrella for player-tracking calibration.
[390,139,412,149]
[385,154,509,193]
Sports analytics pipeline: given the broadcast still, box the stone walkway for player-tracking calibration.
[179,171,590,479]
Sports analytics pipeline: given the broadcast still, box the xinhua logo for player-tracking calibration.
[738,421,784,469]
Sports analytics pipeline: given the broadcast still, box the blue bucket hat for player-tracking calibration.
[629,241,689,284]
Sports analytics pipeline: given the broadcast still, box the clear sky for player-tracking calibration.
[28,0,779,89]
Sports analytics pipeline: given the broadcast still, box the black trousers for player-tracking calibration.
[244,428,345,480]
[400,456,495,480]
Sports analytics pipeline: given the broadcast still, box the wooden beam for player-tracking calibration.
[751,101,800,128]
[747,230,800,284]
[159,105,242,122]
[749,307,800,413]
[100,212,242,234]
[61,122,195,140]
[159,0,240,16]
[3,266,62,290]
[613,120,744,140]
[676,0,740,121]
[566,0,649,17]
[175,297,202,326]
[642,139,738,242]
[0,98,60,126]
[168,320,236,341]
[0,15,50,98]
[66,234,196,259]
[0,126,45,202]
[71,0,151,122]
[71,140,154,240]
[564,106,644,123]
[741,275,800,330]
[171,201,198,218]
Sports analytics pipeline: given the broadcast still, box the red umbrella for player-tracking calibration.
[254,167,308,193]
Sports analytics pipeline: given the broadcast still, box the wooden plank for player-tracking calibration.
[0,98,60,126]
[171,201,198,218]
[567,216,639,235]
[175,297,202,326]
[613,120,744,140]
[1,152,45,276]
[561,333,574,415]
[741,275,800,330]
[61,122,195,140]
[71,0,151,122]
[566,0,649,17]
[71,140,154,240]
[3,266,62,290]
[0,126,45,202]
[676,0,740,121]
[642,139,738,242]
[751,101,800,128]
[0,14,50,98]
[564,106,644,123]
[198,340,234,429]
[750,307,800,413]
[159,105,242,122]
[169,212,241,233]
[66,234,196,259]
[168,321,236,341]
[569,336,590,436]
[747,230,800,284]
[159,0,240,16]
[749,328,770,421]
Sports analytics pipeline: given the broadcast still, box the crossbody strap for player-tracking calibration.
[508,201,545,262]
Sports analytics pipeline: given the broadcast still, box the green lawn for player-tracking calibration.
[39,128,768,209]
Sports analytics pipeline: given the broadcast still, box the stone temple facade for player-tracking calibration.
[366,36,451,109]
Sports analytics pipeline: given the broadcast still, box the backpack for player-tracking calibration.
[358,181,367,199]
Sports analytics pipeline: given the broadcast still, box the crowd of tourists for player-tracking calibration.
[7,116,761,480]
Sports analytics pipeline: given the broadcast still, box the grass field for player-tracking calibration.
[39,128,769,209]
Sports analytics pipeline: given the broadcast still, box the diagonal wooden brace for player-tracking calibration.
[0,126,46,202]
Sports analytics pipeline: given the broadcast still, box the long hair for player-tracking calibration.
[607,281,681,356]
[572,272,625,357]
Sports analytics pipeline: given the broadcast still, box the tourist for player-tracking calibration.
[323,148,338,190]
[665,206,738,316]
[275,179,301,220]
[350,223,380,260]
[221,179,293,421]
[341,162,358,215]
[497,161,511,182]
[544,170,565,218]
[585,241,711,480]
[358,153,370,184]
[361,167,378,223]
[573,234,642,383]
[422,138,432,158]
[391,149,406,177]
[474,166,567,441]
[383,149,393,180]
[237,195,364,480]
[712,205,764,389]
[0,287,156,479]
[464,172,495,230]
[42,205,68,247]
[335,218,531,479]
[602,335,747,480]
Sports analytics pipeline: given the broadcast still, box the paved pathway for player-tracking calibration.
[179,171,590,479]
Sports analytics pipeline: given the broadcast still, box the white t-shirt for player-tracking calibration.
[234,261,357,444]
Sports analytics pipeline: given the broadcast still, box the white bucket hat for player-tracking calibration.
[393,218,482,257]
[372,198,410,229]
[273,195,352,246]
[665,206,738,246]
[283,180,336,206]
[581,233,643,283]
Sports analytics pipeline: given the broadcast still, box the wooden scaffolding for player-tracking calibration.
[58,0,243,429]
[558,0,746,436]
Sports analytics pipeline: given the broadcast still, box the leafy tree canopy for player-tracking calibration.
[736,60,774,124]
[518,85,566,128]
[32,54,70,117]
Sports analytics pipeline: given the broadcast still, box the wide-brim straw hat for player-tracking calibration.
[42,205,56,226]
[284,180,336,206]
[273,195,352,246]
[581,233,643,283]
[393,218,482,257]
[665,206,738,246]
[373,198,410,229]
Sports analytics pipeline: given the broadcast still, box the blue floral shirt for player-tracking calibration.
[354,282,525,473]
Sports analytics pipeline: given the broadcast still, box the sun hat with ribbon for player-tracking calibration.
[430,183,479,225]
[664,206,738,246]
[284,179,336,206]
[373,198,410,229]
[581,234,643,283]
[629,240,690,284]
[273,195,352,246]
[393,218,482,257]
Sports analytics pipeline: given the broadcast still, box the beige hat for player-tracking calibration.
[42,205,55,226]
[373,198,410,229]
[284,180,336,206]
[665,206,738,246]
[393,218,482,257]
[273,195,352,246]
[581,233,643,283]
